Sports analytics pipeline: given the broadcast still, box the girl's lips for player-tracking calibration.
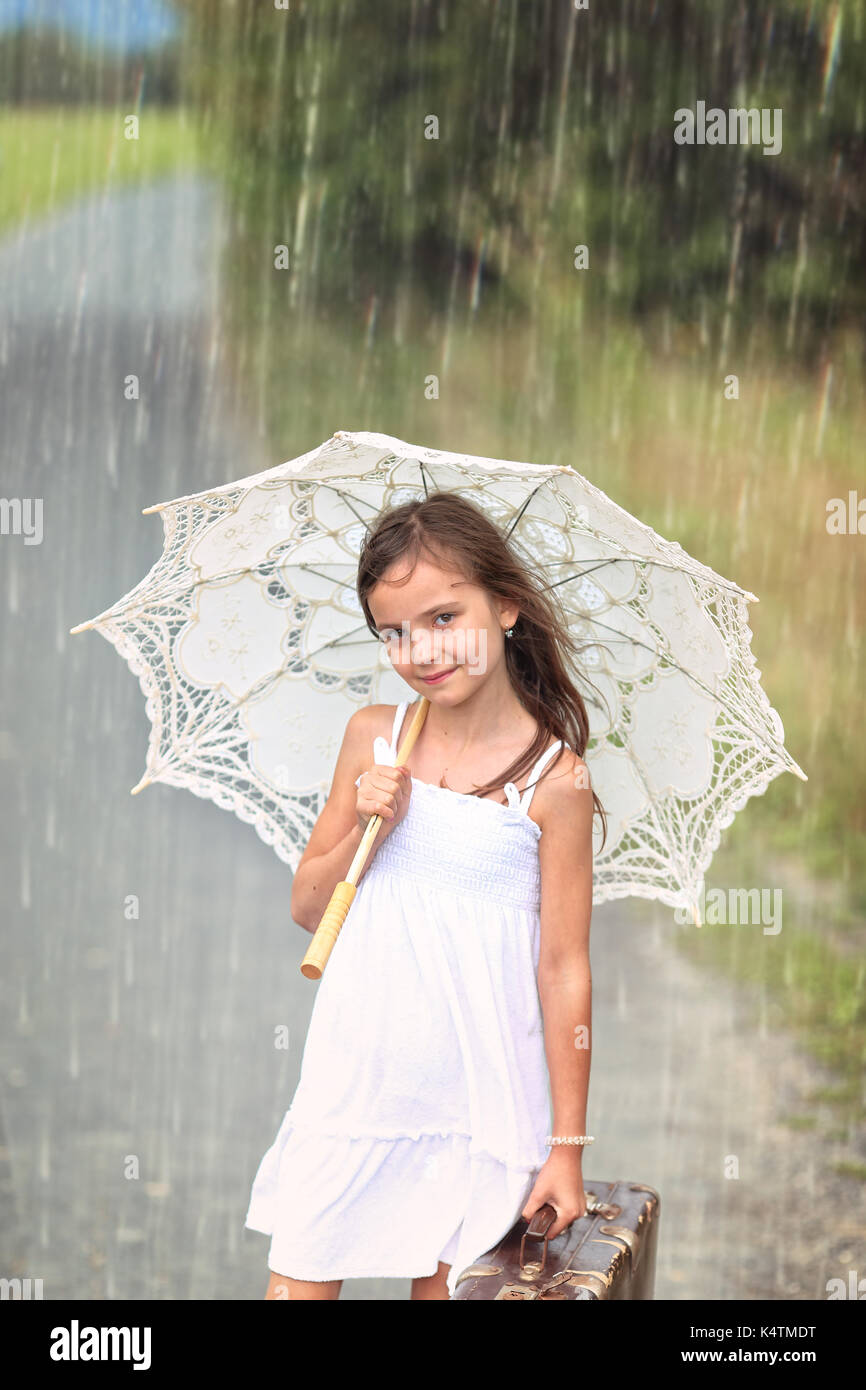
[420,666,457,684]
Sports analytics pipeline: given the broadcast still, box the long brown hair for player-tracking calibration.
[356,491,608,848]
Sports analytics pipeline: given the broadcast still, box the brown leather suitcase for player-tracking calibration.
[451,1180,660,1300]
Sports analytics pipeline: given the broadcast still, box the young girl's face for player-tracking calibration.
[367,553,518,699]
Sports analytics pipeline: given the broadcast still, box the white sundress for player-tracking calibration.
[244,699,564,1298]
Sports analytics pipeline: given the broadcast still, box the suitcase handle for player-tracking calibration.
[519,1196,615,1276]
[519,1201,558,1275]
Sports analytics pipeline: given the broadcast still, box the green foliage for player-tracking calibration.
[174,0,866,356]
[0,27,181,104]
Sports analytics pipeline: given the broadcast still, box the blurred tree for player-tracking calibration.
[0,26,180,105]
[174,0,864,364]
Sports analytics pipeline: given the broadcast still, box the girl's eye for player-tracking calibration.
[378,616,452,639]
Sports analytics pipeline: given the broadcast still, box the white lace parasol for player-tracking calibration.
[70,428,806,922]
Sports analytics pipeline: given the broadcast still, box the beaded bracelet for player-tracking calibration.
[546,1135,594,1146]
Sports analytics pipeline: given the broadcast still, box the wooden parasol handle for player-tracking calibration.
[299,698,430,980]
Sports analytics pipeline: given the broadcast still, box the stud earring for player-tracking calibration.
[504,627,514,638]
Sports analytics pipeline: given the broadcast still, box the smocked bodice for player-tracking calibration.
[361,706,562,912]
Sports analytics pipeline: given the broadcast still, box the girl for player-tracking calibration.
[244,491,605,1300]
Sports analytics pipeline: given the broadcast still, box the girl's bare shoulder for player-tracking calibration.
[343,702,396,745]
[328,704,397,791]
[532,746,593,829]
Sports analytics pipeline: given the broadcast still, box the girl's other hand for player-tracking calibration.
[355,764,412,849]
[520,1147,587,1240]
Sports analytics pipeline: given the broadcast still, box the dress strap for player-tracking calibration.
[390,700,410,756]
[356,701,409,787]
[519,739,563,814]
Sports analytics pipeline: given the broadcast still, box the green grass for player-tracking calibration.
[832,1161,866,1181]
[0,106,205,233]
[673,838,866,1131]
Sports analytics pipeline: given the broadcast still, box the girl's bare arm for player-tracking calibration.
[535,752,595,1143]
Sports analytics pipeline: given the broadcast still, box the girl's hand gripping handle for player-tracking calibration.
[299,698,430,980]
